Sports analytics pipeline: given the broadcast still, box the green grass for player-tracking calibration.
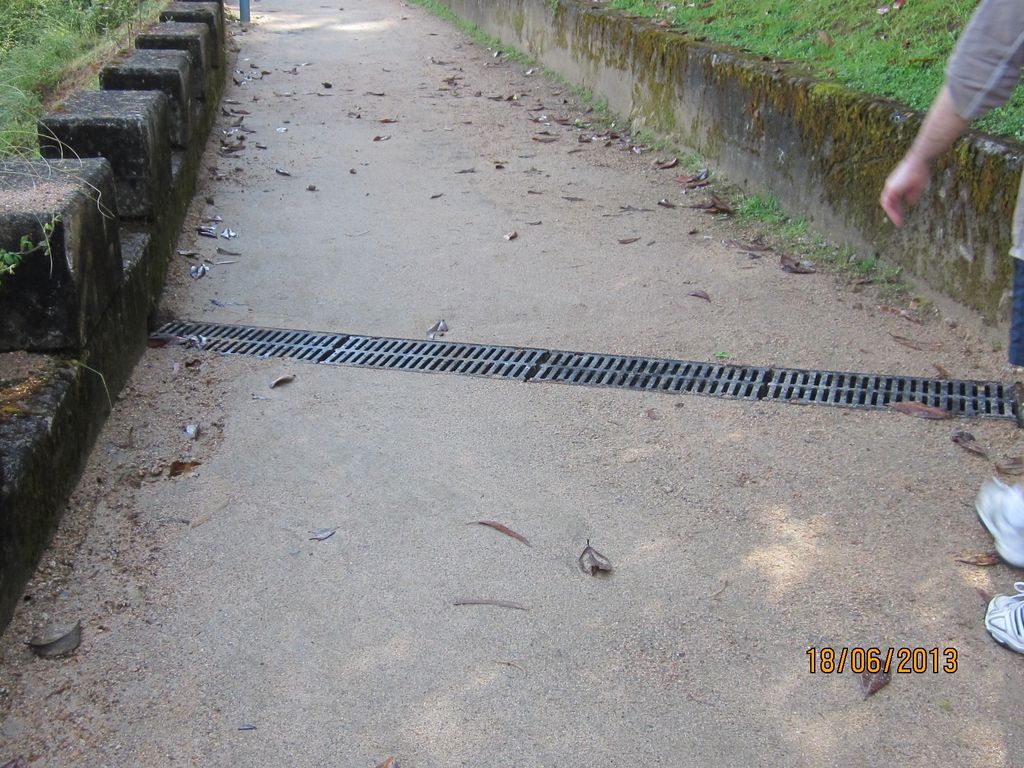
[737,194,787,224]
[0,0,167,157]
[607,0,1024,142]
[410,0,535,64]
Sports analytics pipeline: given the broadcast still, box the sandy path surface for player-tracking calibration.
[2,0,1023,765]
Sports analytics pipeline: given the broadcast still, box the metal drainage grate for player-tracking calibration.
[156,321,1019,421]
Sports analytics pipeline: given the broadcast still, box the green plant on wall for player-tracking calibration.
[0,214,60,288]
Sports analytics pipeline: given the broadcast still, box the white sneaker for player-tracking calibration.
[986,583,1024,653]
[975,479,1024,567]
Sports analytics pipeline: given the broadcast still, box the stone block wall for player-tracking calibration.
[0,0,227,631]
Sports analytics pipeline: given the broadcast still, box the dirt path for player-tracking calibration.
[1,1,1023,765]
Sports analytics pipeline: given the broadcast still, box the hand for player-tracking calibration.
[880,155,931,227]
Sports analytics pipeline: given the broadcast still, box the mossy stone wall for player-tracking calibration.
[445,0,1024,320]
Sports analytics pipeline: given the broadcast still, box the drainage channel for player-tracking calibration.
[155,321,1019,421]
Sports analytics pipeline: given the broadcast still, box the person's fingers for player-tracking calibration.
[880,186,905,227]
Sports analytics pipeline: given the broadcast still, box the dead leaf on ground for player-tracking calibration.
[148,333,188,348]
[889,333,942,351]
[365,91,386,96]
[373,135,391,142]
[310,527,337,541]
[688,290,711,303]
[890,401,952,420]
[471,521,531,546]
[27,621,81,658]
[996,457,1024,475]
[933,363,951,378]
[690,194,733,215]
[951,430,987,458]
[562,196,585,202]
[654,156,678,170]
[504,231,518,241]
[169,460,202,477]
[456,168,476,174]
[879,305,922,323]
[618,237,640,244]
[270,374,295,389]
[375,759,399,768]
[780,254,816,273]
[274,167,292,176]
[430,193,444,199]
[645,408,660,420]
[977,586,994,603]
[860,670,891,699]
[378,117,399,123]
[674,168,709,186]
[657,198,675,208]
[426,319,449,340]
[453,599,526,610]
[956,551,1001,566]
[578,539,613,575]
[724,237,772,252]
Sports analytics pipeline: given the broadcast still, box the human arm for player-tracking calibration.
[880,0,1024,227]
[880,87,967,227]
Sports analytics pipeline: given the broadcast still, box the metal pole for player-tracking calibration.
[240,0,250,23]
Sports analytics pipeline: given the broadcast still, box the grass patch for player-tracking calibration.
[0,0,168,158]
[607,0,1024,142]
[737,194,787,224]
[409,0,535,64]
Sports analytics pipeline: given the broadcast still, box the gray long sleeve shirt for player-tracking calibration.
[946,0,1024,120]
[945,0,1024,258]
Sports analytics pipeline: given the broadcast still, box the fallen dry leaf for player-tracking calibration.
[618,237,640,244]
[951,430,987,458]
[657,198,676,208]
[933,363,951,379]
[373,135,391,142]
[169,460,202,477]
[889,401,952,420]
[889,333,942,352]
[453,599,526,610]
[310,527,337,541]
[148,333,188,348]
[780,254,816,274]
[956,551,1001,566]
[724,237,772,252]
[27,621,81,658]
[578,539,613,575]
[860,670,891,699]
[674,168,709,187]
[878,305,922,324]
[471,520,531,547]
[504,231,518,241]
[270,374,295,389]
[690,194,733,215]
[645,408,660,420]
[374,759,398,768]
[688,290,711,303]
[378,117,398,123]
[996,457,1024,476]
[654,157,678,170]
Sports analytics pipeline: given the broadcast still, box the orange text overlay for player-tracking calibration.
[806,647,958,674]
